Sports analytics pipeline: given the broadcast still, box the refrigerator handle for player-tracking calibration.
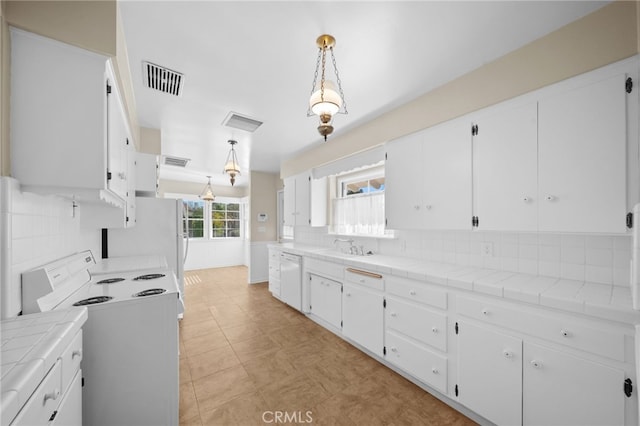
[183,203,190,264]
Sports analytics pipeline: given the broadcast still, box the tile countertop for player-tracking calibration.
[1,308,88,426]
[270,243,640,325]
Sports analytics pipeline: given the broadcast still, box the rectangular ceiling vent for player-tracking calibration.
[143,61,184,97]
[163,155,190,168]
[222,112,263,133]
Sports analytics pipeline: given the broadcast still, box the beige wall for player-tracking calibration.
[282,0,640,178]
[140,127,162,155]
[249,171,279,242]
[158,179,248,199]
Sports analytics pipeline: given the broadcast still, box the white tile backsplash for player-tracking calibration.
[294,225,633,287]
[1,178,101,319]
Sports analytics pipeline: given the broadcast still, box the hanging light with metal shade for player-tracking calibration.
[223,140,241,186]
[199,176,215,201]
[307,34,348,141]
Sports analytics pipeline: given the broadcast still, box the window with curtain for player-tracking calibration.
[332,166,386,236]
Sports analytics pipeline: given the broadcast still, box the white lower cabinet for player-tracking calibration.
[342,282,384,357]
[457,321,523,426]
[385,296,447,352]
[385,330,448,393]
[51,369,82,426]
[523,342,625,426]
[268,249,281,298]
[309,274,342,329]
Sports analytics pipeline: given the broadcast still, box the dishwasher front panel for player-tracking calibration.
[280,253,302,311]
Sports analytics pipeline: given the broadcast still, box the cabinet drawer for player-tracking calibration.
[386,297,447,352]
[306,258,343,281]
[385,331,447,394]
[13,360,62,426]
[60,331,83,394]
[386,275,447,310]
[457,297,625,361]
[344,267,384,291]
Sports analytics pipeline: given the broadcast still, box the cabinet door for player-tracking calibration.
[51,369,82,426]
[422,117,472,230]
[283,176,296,227]
[342,283,384,357]
[474,102,538,231]
[458,322,522,426]
[310,275,342,329]
[385,132,423,230]
[538,74,627,233]
[105,68,129,201]
[523,342,624,426]
[295,172,311,226]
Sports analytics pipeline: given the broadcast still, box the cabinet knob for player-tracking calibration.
[530,360,543,369]
[390,312,397,317]
[72,349,82,359]
[432,368,439,374]
[44,389,60,403]
[414,205,420,210]
[118,172,126,180]
[481,308,489,316]
[545,195,556,201]
[431,327,438,333]
[560,329,571,338]
[522,196,530,203]
[503,350,513,359]
[390,347,398,353]
[425,205,432,210]
[409,290,416,296]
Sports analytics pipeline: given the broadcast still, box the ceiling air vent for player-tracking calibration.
[143,61,184,97]
[163,155,190,167]
[222,112,263,133]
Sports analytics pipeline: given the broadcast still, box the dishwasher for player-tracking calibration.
[279,252,302,311]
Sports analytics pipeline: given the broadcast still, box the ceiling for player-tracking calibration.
[119,1,608,188]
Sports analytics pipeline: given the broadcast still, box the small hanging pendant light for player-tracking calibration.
[223,140,241,186]
[199,176,215,201]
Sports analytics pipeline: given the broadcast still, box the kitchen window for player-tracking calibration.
[184,200,205,238]
[211,202,241,238]
[332,166,386,236]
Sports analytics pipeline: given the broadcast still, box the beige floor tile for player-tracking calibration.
[182,329,229,357]
[220,322,267,344]
[179,357,192,384]
[231,334,282,363]
[187,344,241,381]
[179,382,200,423]
[179,318,221,341]
[242,349,299,389]
[199,391,270,426]
[192,364,256,413]
[258,371,331,411]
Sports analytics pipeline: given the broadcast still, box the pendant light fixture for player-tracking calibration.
[199,176,215,201]
[223,140,241,186]
[307,34,348,141]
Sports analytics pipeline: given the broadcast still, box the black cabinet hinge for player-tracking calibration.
[455,322,459,335]
[49,411,58,422]
[385,218,388,226]
[106,171,112,181]
[126,216,129,223]
[385,152,388,161]
[383,298,386,308]
[106,83,112,95]
[308,219,311,225]
[126,138,129,146]
[472,216,479,227]
[82,377,85,387]
[471,124,479,136]
[309,304,312,310]
[625,378,633,397]
[383,346,386,356]
[455,384,459,397]
[340,320,343,328]
[626,77,633,94]
[627,212,633,229]
[341,285,343,293]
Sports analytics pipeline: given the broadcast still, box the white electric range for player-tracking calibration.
[21,250,179,426]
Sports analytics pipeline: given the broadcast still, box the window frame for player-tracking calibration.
[337,166,385,199]
[210,201,241,239]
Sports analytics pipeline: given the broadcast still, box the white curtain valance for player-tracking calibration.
[312,146,385,179]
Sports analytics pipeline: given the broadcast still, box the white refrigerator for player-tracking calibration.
[107,197,187,299]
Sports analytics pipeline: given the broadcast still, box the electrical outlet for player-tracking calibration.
[481,242,493,257]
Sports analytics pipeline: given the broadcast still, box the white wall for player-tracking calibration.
[184,238,245,271]
[249,241,274,284]
[0,177,101,318]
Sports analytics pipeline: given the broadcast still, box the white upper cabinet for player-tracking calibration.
[283,172,327,227]
[473,102,538,231]
[422,117,472,230]
[10,29,136,227]
[385,131,423,230]
[538,73,628,233]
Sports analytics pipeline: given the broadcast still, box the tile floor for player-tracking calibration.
[179,266,476,425]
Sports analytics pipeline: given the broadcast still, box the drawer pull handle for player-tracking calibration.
[390,312,397,317]
[560,329,571,337]
[44,389,60,403]
[346,268,383,279]
[72,349,82,359]
[481,308,489,315]
[409,290,417,296]
[432,368,439,374]
[431,327,438,333]
[531,360,542,369]
[503,350,513,359]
